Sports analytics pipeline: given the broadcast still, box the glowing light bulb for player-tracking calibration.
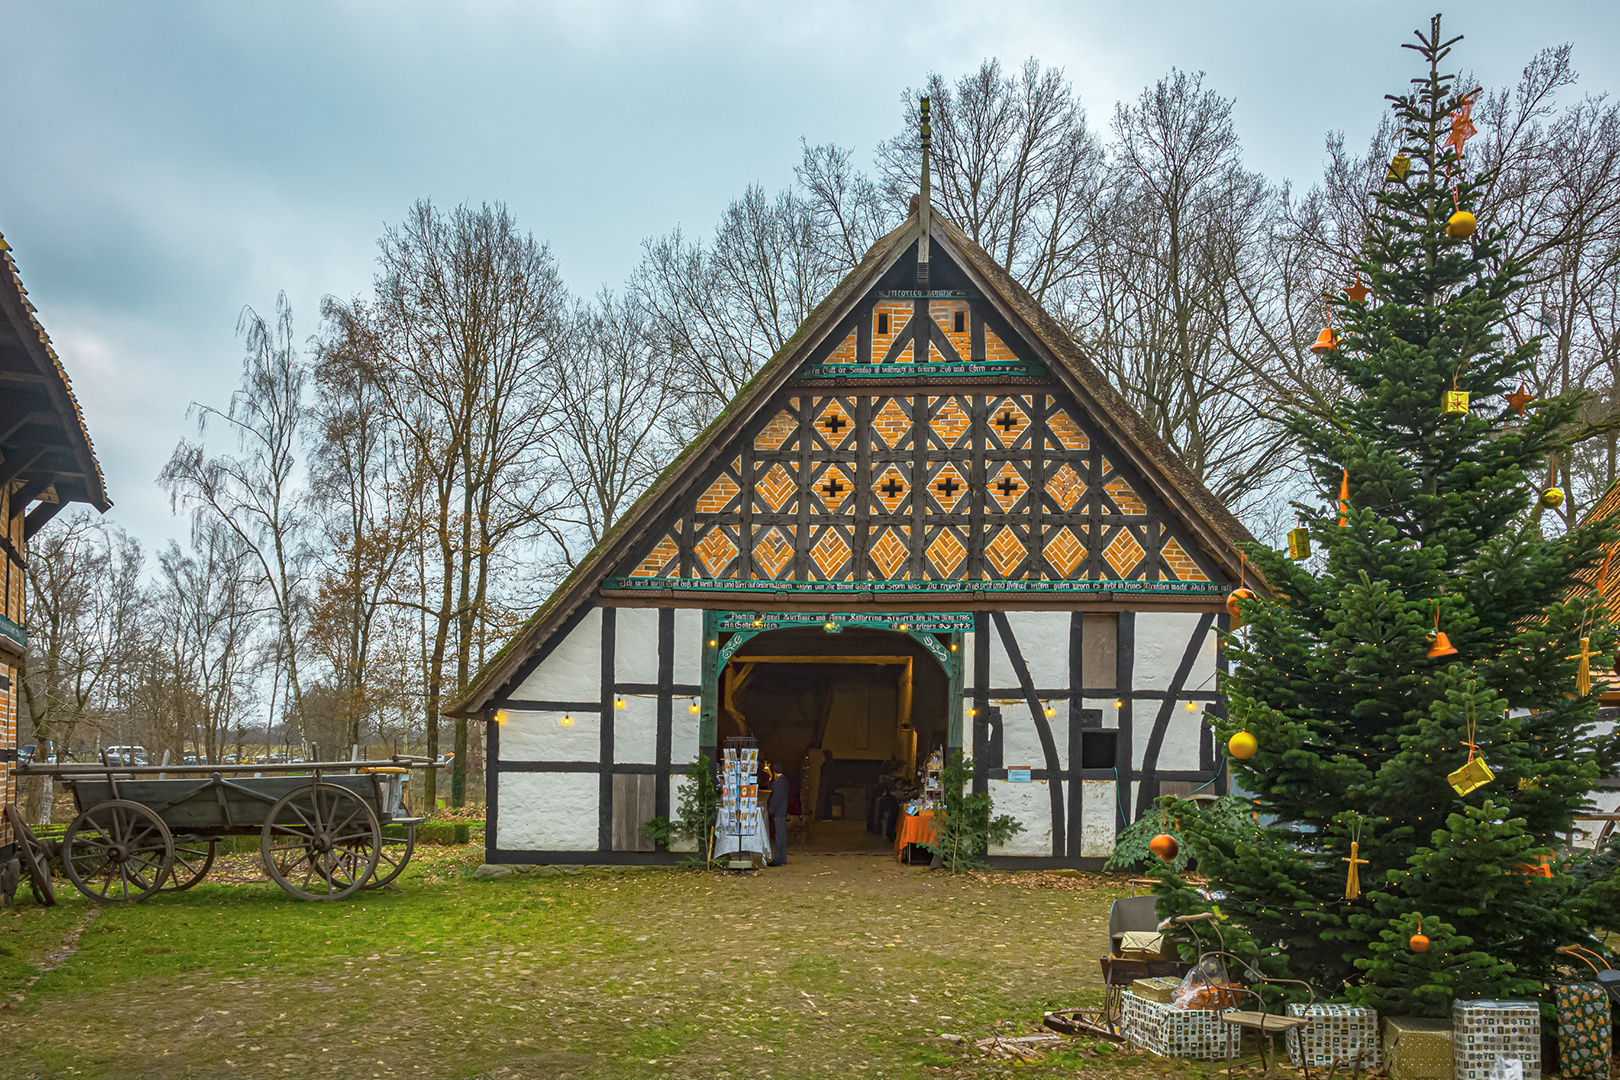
[1114,699,1124,709]
[561,715,573,726]
[1186,701,1197,711]
[689,700,700,714]
[615,696,626,709]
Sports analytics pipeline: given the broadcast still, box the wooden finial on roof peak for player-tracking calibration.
[917,95,931,287]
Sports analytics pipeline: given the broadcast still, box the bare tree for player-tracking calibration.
[363,199,564,808]
[19,511,143,820]
[635,186,840,438]
[543,289,678,566]
[160,293,311,738]
[875,57,1106,304]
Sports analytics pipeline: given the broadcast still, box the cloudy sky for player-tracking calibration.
[4,1,1618,552]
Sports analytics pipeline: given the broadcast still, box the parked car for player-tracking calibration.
[105,745,148,767]
[20,744,35,764]
[182,753,199,766]
[222,754,239,765]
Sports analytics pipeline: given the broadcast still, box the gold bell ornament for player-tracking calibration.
[1228,731,1258,760]
[1310,323,1338,355]
[1427,631,1458,659]
[1287,526,1311,561]
[1447,209,1477,239]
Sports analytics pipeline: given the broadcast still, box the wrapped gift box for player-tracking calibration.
[1285,1002,1380,1070]
[1131,976,1181,1004]
[1120,990,1237,1060]
[1555,983,1611,1080]
[1384,1016,1455,1080]
[1119,931,1170,961]
[1453,999,1540,1080]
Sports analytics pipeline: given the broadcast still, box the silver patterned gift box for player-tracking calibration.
[1453,999,1541,1080]
[1285,1002,1381,1069]
[1120,990,1238,1060]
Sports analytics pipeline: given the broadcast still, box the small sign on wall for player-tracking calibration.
[1006,768,1032,783]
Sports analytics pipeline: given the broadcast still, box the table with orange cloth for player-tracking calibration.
[894,808,939,863]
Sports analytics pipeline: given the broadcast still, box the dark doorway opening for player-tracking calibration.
[717,627,950,855]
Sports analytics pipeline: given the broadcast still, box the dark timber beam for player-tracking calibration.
[0,447,44,490]
[23,498,64,540]
[11,475,56,513]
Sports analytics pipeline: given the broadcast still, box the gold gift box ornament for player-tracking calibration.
[1442,390,1470,417]
[1448,755,1494,796]
[1287,526,1311,561]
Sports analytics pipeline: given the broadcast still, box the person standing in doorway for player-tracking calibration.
[766,762,789,866]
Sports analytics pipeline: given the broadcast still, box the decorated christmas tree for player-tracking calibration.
[1155,17,1620,1017]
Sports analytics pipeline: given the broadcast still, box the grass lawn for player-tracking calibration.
[1,847,1236,1080]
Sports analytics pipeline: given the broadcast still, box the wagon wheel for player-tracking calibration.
[261,783,380,901]
[4,804,56,906]
[1597,819,1617,852]
[159,835,217,892]
[62,800,174,903]
[361,824,416,890]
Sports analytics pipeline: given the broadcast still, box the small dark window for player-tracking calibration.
[1081,730,1118,770]
[953,310,965,334]
[877,312,889,335]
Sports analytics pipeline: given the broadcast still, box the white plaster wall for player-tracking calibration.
[961,698,977,757]
[1080,779,1117,858]
[671,708,700,767]
[615,696,658,764]
[987,779,1053,856]
[961,629,976,693]
[614,608,661,685]
[1134,612,1216,692]
[496,771,599,851]
[673,609,704,683]
[1082,697,1126,730]
[497,709,601,763]
[1003,611,1071,688]
[1000,707,1069,772]
[513,607,601,702]
[668,773,697,852]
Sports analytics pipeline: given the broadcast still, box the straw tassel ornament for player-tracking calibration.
[1343,840,1368,900]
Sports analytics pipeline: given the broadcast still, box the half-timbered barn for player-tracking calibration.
[0,230,111,862]
[451,198,1255,868]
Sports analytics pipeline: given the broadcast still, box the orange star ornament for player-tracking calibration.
[1344,274,1371,303]
[1506,382,1533,416]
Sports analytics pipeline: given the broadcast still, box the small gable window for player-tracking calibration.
[877,312,889,336]
[953,310,965,334]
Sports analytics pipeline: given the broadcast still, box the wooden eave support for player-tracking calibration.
[24,498,64,540]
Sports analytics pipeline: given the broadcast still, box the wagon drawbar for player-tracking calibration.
[10,756,443,902]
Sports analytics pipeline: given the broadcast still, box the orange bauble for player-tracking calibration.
[1409,933,1430,952]
[1149,833,1179,861]
[1226,588,1257,619]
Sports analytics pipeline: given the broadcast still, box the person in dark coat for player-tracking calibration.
[766,763,790,866]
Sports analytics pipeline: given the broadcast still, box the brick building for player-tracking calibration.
[0,230,110,858]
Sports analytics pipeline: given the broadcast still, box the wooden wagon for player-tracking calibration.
[8,757,438,903]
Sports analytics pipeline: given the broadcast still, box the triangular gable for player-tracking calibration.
[449,207,1253,716]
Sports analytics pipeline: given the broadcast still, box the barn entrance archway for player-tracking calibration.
[709,615,960,854]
